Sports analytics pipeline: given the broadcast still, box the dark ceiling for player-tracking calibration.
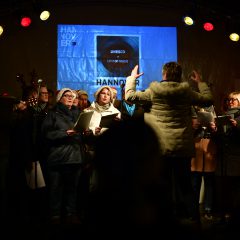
[0,0,239,21]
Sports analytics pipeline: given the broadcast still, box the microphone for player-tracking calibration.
[36,79,43,106]
[120,84,125,102]
[38,79,43,84]
[120,83,125,89]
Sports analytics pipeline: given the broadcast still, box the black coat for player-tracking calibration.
[216,107,240,176]
[41,103,84,167]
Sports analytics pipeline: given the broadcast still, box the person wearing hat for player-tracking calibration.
[82,86,121,195]
[85,85,121,135]
[72,90,79,107]
[77,89,90,111]
[217,91,240,224]
[41,87,85,224]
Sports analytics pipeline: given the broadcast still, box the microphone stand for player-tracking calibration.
[33,79,42,189]
[214,112,229,220]
[120,84,125,115]
[216,107,240,220]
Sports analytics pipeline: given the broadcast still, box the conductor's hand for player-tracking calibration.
[229,118,237,127]
[95,126,102,135]
[14,101,27,111]
[190,70,202,83]
[192,118,200,129]
[209,121,217,132]
[83,129,93,136]
[131,65,144,79]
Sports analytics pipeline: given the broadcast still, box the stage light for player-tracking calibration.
[1,92,9,97]
[183,15,194,26]
[201,8,216,32]
[183,4,197,27]
[228,26,240,42]
[33,2,51,21]
[0,25,3,36]
[203,22,214,31]
[39,10,50,21]
[226,17,240,42]
[229,32,240,42]
[20,16,32,27]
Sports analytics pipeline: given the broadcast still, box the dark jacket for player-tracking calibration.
[41,102,84,167]
[219,107,240,176]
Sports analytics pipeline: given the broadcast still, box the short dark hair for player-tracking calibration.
[162,62,182,82]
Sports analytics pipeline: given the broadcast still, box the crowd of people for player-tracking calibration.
[1,61,240,236]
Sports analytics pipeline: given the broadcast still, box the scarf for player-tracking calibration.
[94,101,111,112]
[123,101,135,116]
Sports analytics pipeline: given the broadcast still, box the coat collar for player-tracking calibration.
[149,81,190,96]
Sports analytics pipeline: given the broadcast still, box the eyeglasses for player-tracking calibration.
[226,98,239,102]
[63,94,74,99]
[40,92,48,95]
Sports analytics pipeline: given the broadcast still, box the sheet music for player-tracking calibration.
[73,111,94,131]
[197,111,214,126]
[100,113,119,128]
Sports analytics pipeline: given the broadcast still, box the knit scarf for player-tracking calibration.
[94,101,111,112]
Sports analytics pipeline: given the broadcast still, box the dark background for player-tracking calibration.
[0,0,240,113]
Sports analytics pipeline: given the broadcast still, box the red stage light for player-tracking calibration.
[2,92,9,96]
[20,17,32,27]
[203,22,214,31]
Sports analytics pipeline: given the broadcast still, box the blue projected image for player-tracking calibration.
[97,35,139,78]
[57,24,177,102]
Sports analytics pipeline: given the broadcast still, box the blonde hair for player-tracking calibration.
[94,86,113,103]
[228,91,240,102]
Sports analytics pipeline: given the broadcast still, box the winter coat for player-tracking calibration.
[85,101,121,135]
[41,102,84,167]
[217,107,240,176]
[125,77,213,158]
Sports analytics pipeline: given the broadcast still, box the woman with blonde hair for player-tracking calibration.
[218,90,240,223]
[85,85,121,135]
[83,86,121,195]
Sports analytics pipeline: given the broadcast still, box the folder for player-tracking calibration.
[100,113,119,128]
[73,111,94,131]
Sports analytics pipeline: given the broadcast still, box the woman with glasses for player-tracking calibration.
[222,91,240,132]
[217,91,240,224]
[41,88,85,225]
